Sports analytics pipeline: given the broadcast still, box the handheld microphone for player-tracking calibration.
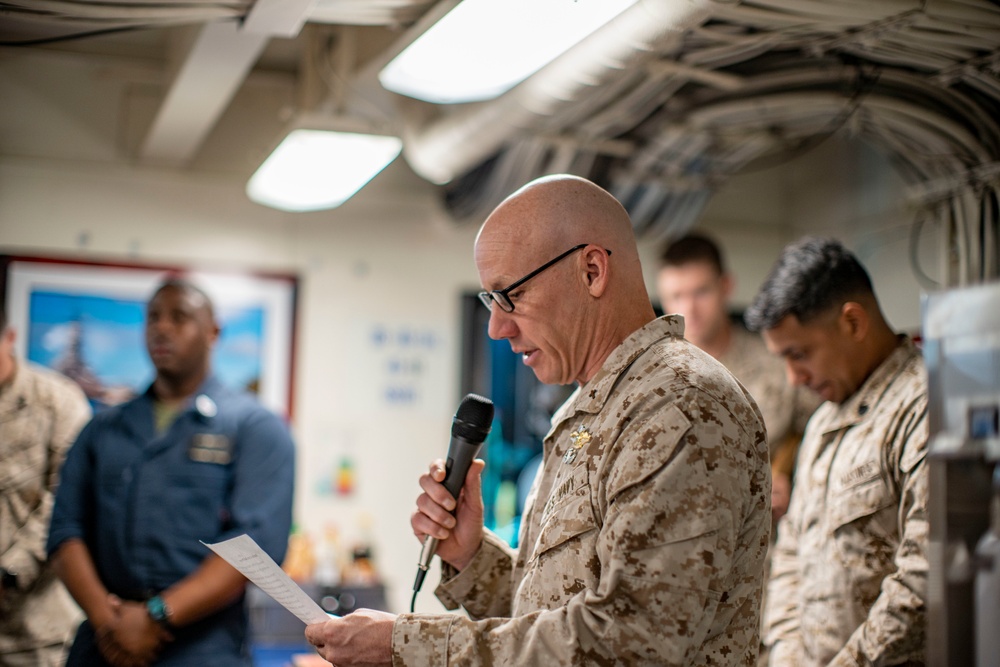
[411,393,494,603]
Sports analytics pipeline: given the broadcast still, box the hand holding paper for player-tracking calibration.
[207,533,396,665]
[304,608,396,666]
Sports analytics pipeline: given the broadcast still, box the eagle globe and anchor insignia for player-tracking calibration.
[563,425,593,464]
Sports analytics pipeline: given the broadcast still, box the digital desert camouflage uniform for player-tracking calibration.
[721,326,821,667]
[764,337,929,666]
[393,316,771,666]
[0,361,90,661]
[719,326,820,471]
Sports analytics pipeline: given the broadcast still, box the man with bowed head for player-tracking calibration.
[745,238,929,666]
[305,175,771,666]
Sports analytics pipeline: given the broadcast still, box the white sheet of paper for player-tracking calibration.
[203,534,330,625]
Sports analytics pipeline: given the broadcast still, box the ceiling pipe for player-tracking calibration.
[396,0,721,185]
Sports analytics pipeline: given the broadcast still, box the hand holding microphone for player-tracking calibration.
[410,394,493,605]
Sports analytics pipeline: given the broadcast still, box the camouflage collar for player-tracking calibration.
[820,335,921,432]
[549,315,685,431]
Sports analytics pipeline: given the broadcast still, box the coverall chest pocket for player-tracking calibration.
[164,462,231,537]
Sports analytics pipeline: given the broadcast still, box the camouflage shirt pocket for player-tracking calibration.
[830,471,898,591]
[830,462,894,527]
[532,471,598,560]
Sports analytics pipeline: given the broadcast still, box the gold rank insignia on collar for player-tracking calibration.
[563,425,593,464]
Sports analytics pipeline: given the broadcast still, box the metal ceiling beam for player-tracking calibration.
[139,0,316,167]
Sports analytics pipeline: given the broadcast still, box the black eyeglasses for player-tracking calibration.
[478,244,612,313]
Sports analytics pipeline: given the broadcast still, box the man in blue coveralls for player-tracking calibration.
[47,278,296,666]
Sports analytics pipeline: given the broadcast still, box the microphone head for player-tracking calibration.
[452,394,494,442]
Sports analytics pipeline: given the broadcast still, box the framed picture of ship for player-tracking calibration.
[1,255,297,419]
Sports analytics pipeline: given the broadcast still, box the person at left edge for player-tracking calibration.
[0,302,91,667]
[46,278,296,667]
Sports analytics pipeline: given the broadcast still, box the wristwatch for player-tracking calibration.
[0,567,17,592]
[145,594,174,629]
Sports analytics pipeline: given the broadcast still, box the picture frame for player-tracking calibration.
[1,255,297,419]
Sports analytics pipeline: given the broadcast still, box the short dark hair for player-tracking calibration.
[744,237,875,332]
[0,303,6,333]
[151,277,216,321]
[660,233,726,276]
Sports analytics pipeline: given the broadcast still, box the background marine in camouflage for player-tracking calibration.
[747,237,929,667]
[656,233,820,525]
[0,304,91,667]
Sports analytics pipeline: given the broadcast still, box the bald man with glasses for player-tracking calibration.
[305,175,771,666]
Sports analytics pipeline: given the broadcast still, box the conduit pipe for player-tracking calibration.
[399,0,721,185]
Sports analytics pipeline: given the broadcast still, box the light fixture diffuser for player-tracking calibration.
[379,0,639,105]
[247,128,402,212]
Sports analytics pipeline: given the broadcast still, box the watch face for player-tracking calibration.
[147,596,169,622]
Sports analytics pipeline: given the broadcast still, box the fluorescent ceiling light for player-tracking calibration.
[247,129,402,212]
[379,0,639,105]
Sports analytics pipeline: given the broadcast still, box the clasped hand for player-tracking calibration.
[95,595,172,667]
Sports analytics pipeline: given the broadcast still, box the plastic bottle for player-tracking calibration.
[314,524,342,587]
